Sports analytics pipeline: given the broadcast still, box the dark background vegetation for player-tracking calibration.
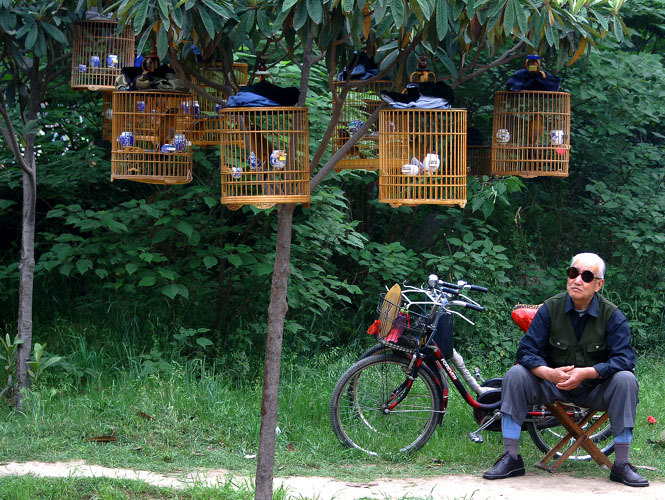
[1,2,664,388]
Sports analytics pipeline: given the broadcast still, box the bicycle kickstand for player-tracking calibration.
[469,411,502,443]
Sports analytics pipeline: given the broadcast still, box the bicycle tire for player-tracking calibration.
[330,353,441,456]
[526,406,615,461]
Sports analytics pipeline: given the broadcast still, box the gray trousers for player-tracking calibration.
[500,364,638,437]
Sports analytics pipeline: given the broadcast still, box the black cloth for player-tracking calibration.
[237,81,300,107]
[506,69,561,92]
[380,81,455,106]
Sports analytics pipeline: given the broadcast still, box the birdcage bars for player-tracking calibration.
[189,62,249,147]
[331,80,391,171]
[71,19,135,91]
[102,91,112,141]
[111,91,193,184]
[467,145,492,176]
[379,108,467,207]
[491,91,570,177]
[219,107,310,209]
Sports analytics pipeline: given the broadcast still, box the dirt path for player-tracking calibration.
[1,460,664,499]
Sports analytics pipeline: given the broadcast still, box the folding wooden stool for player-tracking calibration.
[535,401,613,472]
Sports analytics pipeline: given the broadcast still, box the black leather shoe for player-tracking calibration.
[483,452,525,479]
[610,462,649,487]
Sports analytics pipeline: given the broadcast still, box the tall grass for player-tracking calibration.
[1,320,664,490]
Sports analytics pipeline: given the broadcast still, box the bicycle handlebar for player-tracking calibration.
[455,300,484,312]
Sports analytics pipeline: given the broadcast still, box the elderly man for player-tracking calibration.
[483,253,648,487]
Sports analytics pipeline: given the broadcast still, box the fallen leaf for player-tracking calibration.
[287,443,294,452]
[137,411,155,421]
[635,464,659,471]
[86,429,117,443]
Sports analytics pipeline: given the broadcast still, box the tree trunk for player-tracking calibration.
[254,203,295,500]
[15,145,37,410]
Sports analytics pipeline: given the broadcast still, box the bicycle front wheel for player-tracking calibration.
[526,405,614,461]
[330,353,441,456]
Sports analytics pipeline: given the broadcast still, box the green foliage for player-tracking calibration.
[0,333,61,403]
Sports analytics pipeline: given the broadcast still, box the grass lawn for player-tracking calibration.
[1,342,663,499]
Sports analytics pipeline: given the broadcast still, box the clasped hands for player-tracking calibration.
[547,365,598,390]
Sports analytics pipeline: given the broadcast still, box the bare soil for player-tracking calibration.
[1,460,664,499]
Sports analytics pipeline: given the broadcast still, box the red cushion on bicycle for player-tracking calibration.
[512,306,540,333]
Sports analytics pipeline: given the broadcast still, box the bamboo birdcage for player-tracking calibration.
[111,91,194,184]
[378,108,467,207]
[189,62,249,147]
[219,107,310,209]
[331,80,391,171]
[491,91,570,177]
[71,18,135,91]
[102,91,112,141]
[467,145,492,176]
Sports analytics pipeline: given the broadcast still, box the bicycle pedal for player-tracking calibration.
[469,432,484,443]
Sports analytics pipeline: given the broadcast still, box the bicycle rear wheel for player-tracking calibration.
[526,405,614,461]
[330,353,441,456]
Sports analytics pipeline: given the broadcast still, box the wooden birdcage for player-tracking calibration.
[189,62,249,147]
[467,145,492,176]
[491,91,570,177]
[331,80,391,171]
[219,107,310,209]
[379,108,467,207]
[71,18,135,91]
[102,91,112,141]
[111,91,193,184]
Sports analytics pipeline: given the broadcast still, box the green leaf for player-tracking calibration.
[391,0,405,28]
[203,256,218,269]
[40,22,67,44]
[293,1,308,30]
[513,0,528,34]
[160,284,179,299]
[138,275,157,286]
[307,0,323,23]
[435,0,448,39]
[203,0,234,19]
[612,15,623,42]
[101,216,128,233]
[25,24,38,50]
[156,26,168,61]
[503,0,515,35]
[134,0,151,33]
[342,0,355,14]
[157,0,169,19]
[198,5,215,38]
[196,337,213,348]
[228,254,242,267]
[175,221,194,240]
[125,263,139,276]
[76,259,93,275]
[282,0,298,12]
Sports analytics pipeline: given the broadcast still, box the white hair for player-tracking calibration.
[571,252,606,279]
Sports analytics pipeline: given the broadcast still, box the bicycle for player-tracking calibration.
[329,274,614,458]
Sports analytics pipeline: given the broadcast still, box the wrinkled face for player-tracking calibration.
[567,256,604,309]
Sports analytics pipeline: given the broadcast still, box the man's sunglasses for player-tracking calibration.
[566,267,601,283]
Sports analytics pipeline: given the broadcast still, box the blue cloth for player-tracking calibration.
[502,413,522,440]
[516,293,636,380]
[227,92,281,108]
[614,427,633,443]
[506,69,561,92]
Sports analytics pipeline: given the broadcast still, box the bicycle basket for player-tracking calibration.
[372,294,432,352]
